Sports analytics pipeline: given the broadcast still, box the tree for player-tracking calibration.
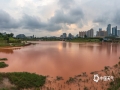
[10,33,14,37]
[84,35,87,38]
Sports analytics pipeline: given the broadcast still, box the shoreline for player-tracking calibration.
[0,42,37,49]
[0,60,119,90]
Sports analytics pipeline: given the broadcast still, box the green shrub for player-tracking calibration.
[0,62,8,68]
[0,58,8,61]
[0,72,46,89]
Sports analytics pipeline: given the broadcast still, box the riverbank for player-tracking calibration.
[0,58,119,90]
[0,72,46,90]
[0,42,36,48]
[43,61,120,90]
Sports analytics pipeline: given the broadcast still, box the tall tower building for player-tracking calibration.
[86,28,94,37]
[99,28,102,31]
[107,24,111,36]
[112,26,117,36]
[63,33,67,38]
[117,30,120,37]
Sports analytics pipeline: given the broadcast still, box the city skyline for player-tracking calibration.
[1,23,120,38]
[0,0,120,37]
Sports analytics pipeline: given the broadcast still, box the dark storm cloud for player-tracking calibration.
[93,10,120,27]
[93,16,108,25]
[20,14,62,31]
[0,10,19,29]
[113,11,120,25]
[21,14,46,29]
[20,4,84,31]
[0,10,62,31]
[49,7,84,25]
[56,0,85,28]
[0,0,85,32]
[85,0,120,28]
[44,23,62,31]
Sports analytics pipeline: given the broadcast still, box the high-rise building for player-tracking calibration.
[99,28,102,31]
[62,33,67,38]
[79,29,94,38]
[107,24,111,36]
[76,34,79,38]
[96,30,107,38]
[79,31,86,37]
[117,30,120,37]
[112,26,117,36]
[87,28,94,37]
[68,33,73,39]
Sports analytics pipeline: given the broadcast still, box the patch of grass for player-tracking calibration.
[0,88,9,90]
[11,43,25,47]
[0,62,8,68]
[0,43,10,47]
[9,38,21,43]
[0,72,46,89]
[108,78,120,90]
[66,77,76,83]
[56,76,63,80]
[0,87,17,90]
[0,58,8,61]
[104,66,109,70]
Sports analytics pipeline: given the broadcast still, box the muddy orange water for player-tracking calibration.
[0,41,120,79]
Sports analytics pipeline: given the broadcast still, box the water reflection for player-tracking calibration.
[62,42,67,48]
[0,48,21,54]
[0,41,120,79]
[68,42,72,48]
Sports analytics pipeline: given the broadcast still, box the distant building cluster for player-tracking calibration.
[96,29,107,38]
[60,33,75,39]
[79,28,94,38]
[12,24,120,39]
[79,24,120,38]
[96,24,120,37]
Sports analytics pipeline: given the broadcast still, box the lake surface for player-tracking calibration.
[0,41,120,79]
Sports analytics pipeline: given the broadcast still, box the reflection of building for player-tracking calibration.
[106,43,111,56]
[68,42,71,48]
[112,44,117,54]
[112,26,117,36]
[107,24,111,36]
[79,28,94,38]
[96,30,107,38]
[62,42,67,48]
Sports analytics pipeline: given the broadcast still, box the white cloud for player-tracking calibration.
[0,0,120,36]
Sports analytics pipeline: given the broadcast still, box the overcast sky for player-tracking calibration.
[0,0,120,37]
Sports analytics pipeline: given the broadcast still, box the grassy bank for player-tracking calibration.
[0,58,8,61]
[0,72,46,90]
[0,62,8,68]
[0,58,46,90]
